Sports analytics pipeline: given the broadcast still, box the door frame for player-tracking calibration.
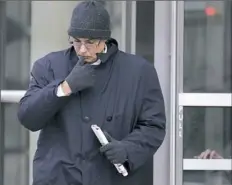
[0,2,6,184]
[170,1,232,185]
[153,2,172,185]
[0,2,30,184]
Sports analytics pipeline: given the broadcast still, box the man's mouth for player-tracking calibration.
[79,56,90,60]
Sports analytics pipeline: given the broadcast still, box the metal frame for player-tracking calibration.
[153,2,171,185]
[170,1,178,185]
[224,0,232,93]
[184,159,232,171]
[1,90,26,103]
[121,1,137,54]
[130,1,136,55]
[179,93,232,107]
[175,2,185,185]
[121,1,126,52]
[0,2,6,184]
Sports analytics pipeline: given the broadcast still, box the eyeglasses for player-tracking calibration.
[68,37,100,50]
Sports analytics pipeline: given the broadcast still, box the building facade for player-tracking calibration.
[0,1,231,185]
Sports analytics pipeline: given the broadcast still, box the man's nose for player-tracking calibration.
[79,44,87,53]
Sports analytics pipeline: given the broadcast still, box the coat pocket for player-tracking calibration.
[103,113,127,140]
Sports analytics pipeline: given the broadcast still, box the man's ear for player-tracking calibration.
[97,41,107,54]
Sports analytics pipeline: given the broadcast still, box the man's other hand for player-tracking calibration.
[100,131,128,164]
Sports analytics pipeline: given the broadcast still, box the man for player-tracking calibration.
[18,1,166,185]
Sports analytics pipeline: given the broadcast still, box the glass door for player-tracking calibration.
[174,1,232,185]
[0,1,31,185]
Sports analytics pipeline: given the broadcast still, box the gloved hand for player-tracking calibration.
[65,57,95,93]
[100,131,128,164]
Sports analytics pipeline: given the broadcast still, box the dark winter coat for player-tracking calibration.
[18,39,166,185]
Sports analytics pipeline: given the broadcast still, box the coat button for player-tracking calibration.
[106,116,112,122]
[83,116,90,122]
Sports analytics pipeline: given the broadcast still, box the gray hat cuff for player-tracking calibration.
[68,27,111,39]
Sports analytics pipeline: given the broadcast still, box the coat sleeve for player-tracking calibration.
[123,62,166,172]
[18,57,69,132]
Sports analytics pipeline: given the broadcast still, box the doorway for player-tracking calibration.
[173,1,232,185]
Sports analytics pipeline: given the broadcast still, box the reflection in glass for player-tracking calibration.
[3,103,28,150]
[1,1,31,90]
[183,107,231,159]
[184,171,231,185]
[1,103,29,185]
[183,1,231,92]
[104,1,122,49]
[136,1,154,63]
[4,154,28,185]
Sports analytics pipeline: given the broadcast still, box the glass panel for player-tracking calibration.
[183,1,232,93]
[0,2,5,89]
[184,171,231,185]
[2,103,28,150]
[183,107,231,159]
[104,1,122,48]
[1,103,29,185]
[4,153,29,185]
[136,1,154,63]
[1,1,31,90]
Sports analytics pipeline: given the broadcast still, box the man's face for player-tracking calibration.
[69,37,106,63]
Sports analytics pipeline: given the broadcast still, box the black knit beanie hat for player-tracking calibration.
[68,1,111,39]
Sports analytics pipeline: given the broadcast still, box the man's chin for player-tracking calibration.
[84,58,97,63]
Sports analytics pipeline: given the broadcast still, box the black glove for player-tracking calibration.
[65,57,95,93]
[100,131,128,164]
